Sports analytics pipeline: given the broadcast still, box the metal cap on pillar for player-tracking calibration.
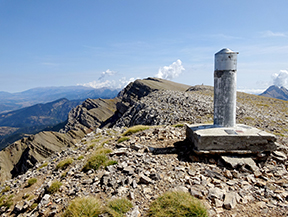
[214,48,239,127]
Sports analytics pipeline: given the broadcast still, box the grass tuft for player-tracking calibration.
[148,191,208,217]
[117,137,130,143]
[87,143,96,151]
[122,125,150,136]
[106,198,133,217]
[56,158,73,170]
[82,148,116,172]
[39,162,48,169]
[173,123,184,128]
[62,196,102,217]
[27,178,37,187]
[1,186,10,194]
[77,155,84,160]
[82,154,108,172]
[47,181,62,194]
[0,194,14,209]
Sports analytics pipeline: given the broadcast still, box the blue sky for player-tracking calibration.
[1,0,288,93]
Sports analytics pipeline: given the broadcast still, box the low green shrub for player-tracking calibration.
[87,143,96,151]
[122,125,150,136]
[62,197,102,217]
[106,198,133,217]
[82,154,108,172]
[82,148,116,172]
[77,155,84,160]
[47,181,62,194]
[27,178,37,187]
[173,123,184,128]
[0,194,14,209]
[1,186,10,193]
[56,158,73,170]
[148,191,208,217]
[39,162,48,169]
[117,137,130,143]
[105,160,118,167]
[30,203,38,211]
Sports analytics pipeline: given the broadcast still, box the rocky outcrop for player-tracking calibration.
[115,90,213,127]
[61,98,120,133]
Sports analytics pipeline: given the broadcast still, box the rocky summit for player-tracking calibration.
[0,77,287,216]
[0,125,287,216]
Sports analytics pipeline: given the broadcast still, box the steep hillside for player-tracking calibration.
[0,129,86,183]
[260,85,288,101]
[0,98,81,150]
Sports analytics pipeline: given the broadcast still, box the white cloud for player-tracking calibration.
[98,69,117,80]
[237,88,266,94]
[261,30,287,37]
[155,59,185,80]
[272,70,288,88]
[78,77,136,90]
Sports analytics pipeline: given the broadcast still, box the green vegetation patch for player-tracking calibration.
[122,125,150,136]
[1,186,10,194]
[87,143,96,151]
[47,181,62,194]
[148,191,208,217]
[173,123,184,128]
[0,194,14,209]
[117,136,130,143]
[77,155,84,160]
[27,178,37,187]
[106,198,133,217]
[39,162,48,169]
[82,148,116,172]
[62,196,102,217]
[56,158,73,170]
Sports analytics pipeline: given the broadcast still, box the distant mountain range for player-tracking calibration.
[0,86,120,113]
[259,85,288,101]
[0,86,120,150]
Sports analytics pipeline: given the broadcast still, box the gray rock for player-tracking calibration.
[139,174,153,185]
[271,151,287,162]
[208,187,224,200]
[221,156,259,172]
[38,194,51,209]
[223,192,240,210]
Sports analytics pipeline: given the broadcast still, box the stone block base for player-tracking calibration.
[186,124,277,154]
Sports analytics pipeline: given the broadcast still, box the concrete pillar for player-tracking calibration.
[214,48,238,127]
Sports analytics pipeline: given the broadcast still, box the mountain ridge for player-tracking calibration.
[259,85,288,101]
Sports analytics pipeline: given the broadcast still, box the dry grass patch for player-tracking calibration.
[56,158,73,170]
[27,178,37,187]
[62,196,102,217]
[117,136,130,143]
[122,125,150,136]
[0,194,14,209]
[47,181,62,194]
[106,198,133,217]
[82,148,117,172]
[148,191,208,217]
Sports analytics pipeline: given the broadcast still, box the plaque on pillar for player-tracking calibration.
[186,48,277,154]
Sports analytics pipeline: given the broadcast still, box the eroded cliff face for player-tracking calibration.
[60,98,120,133]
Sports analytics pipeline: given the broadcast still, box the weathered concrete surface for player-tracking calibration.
[186,124,277,154]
